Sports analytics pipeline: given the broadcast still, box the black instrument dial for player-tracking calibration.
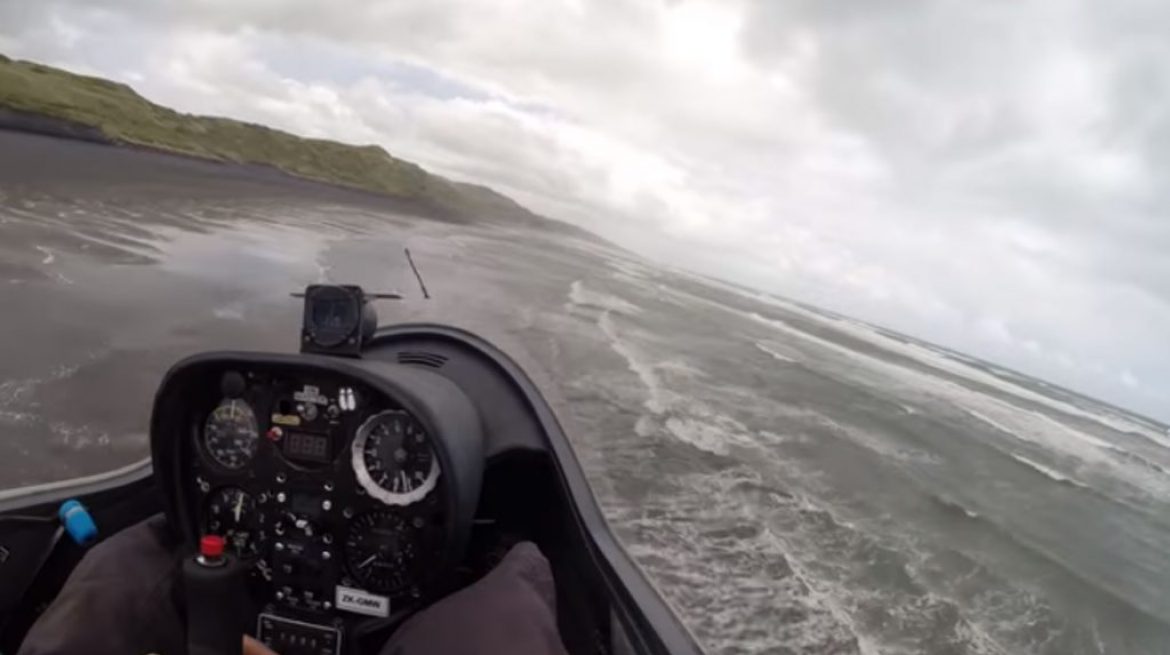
[203,399,259,470]
[344,511,417,593]
[305,286,361,348]
[206,487,261,557]
[351,410,440,506]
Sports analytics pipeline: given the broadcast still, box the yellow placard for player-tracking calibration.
[271,413,301,427]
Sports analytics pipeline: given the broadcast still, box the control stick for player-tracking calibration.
[183,535,253,655]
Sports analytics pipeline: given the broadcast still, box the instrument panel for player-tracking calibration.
[190,370,449,621]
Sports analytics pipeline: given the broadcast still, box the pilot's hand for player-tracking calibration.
[244,636,278,655]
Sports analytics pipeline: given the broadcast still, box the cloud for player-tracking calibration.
[2,0,1169,420]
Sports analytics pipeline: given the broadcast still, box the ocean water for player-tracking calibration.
[2,131,1169,653]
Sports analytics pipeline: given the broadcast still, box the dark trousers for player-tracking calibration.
[18,516,567,655]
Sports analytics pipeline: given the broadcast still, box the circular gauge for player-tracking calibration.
[351,410,440,506]
[345,511,418,593]
[205,487,261,558]
[203,399,260,470]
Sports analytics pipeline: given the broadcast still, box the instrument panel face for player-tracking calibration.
[189,369,448,622]
[203,400,260,470]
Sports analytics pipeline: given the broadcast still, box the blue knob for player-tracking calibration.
[58,499,98,546]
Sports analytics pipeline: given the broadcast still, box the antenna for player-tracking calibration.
[365,292,404,300]
[404,248,430,299]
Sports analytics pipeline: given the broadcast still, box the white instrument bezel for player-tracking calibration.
[351,410,440,506]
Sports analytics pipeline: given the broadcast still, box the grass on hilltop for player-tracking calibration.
[0,52,591,235]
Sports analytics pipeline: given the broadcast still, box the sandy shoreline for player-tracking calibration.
[0,123,460,222]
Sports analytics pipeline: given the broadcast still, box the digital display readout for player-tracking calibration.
[283,431,331,464]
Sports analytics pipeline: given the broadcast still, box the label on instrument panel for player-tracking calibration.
[335,586,390,617]
[294,385,328,406]
[271,413,301,427]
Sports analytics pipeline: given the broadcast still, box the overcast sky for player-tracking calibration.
[2,0,1169,421]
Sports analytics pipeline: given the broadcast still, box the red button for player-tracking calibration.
[200,534,226,558]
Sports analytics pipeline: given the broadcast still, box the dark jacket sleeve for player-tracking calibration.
[18,515,187,655]
[379,541,568,655]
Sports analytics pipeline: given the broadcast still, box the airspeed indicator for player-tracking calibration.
[351,410,439,506]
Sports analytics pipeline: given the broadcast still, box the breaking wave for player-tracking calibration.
[1008,453,1091,489]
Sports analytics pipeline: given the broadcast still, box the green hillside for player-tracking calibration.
[0,53,594,237]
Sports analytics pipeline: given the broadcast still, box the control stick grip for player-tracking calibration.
[183,536,253,655]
